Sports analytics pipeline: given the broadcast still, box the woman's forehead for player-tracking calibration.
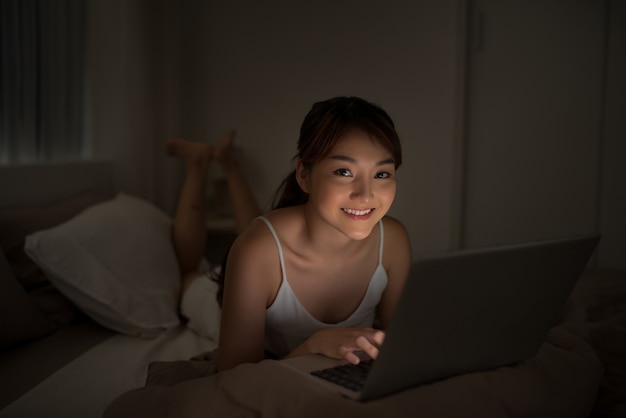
[326,131,393,159]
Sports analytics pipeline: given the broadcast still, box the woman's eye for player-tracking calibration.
[334,168,352,177]
[375,171,392,179]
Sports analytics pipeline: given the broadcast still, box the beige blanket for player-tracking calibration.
[104,325,602,418]
[105,270,626,418]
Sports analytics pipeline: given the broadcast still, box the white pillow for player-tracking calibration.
[24,193,181,338]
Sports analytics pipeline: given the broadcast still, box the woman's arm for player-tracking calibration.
[217,228,277,371]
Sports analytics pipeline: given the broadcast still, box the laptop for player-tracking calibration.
[279,234,600,401]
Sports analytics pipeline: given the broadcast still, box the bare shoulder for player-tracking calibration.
[381,215,408,237]
[228,216,278,270]
[231,216,273,248]
[224,216,283,305]
[383,216,412,288]
[378,216,412,327]
[381,216,411,255]
[381,216,412,283]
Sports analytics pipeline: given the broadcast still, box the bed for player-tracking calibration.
[0,162,218,418]
[1,162,624,418]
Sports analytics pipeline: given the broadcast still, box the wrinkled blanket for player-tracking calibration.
[105,270,626,418]
[104,328,600,418]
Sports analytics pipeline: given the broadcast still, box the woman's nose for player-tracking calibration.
[350,178,374,201]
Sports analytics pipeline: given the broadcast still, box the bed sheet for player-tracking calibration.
[0,325,216,418]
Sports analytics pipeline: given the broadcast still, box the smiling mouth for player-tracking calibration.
[342,208,373,216]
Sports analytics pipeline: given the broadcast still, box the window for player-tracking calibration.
[1,0,87,164]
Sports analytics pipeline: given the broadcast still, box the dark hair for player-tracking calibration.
[216,96,402,307]
[272,96,402,209]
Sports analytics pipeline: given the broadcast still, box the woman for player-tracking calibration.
[217,96,411,371]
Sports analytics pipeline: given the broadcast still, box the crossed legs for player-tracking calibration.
[166,130,261,294]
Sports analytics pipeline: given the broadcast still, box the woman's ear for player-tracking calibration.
[295,159,311,194]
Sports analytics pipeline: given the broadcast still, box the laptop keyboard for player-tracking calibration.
[310,359,373,392]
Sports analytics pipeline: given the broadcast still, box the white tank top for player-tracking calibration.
[258,216,388,358]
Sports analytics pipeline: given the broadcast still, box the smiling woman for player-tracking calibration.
[0,0,87,163]
[300,131,398,241]
[206,96,412,372]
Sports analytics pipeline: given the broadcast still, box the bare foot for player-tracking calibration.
[165,138,214,168]
[214,130,238,171]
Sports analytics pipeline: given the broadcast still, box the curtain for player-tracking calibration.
[0,0,86,164]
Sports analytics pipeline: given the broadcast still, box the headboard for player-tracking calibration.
[0,161,114,209]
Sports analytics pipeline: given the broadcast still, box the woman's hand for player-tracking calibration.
[290,327,386,365]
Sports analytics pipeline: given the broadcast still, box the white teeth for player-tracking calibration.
[343,208,372,216]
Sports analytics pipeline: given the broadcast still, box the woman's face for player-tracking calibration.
[298,130,397,241]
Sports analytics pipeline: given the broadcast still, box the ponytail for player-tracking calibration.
[271,170,308,210]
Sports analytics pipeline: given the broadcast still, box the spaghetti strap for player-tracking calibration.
[378,220,384,265]
[256,216,287,283]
